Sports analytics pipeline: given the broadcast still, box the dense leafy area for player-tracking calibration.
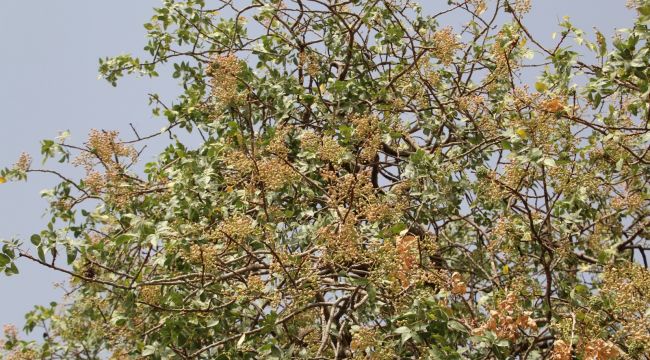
[1,0,650,358]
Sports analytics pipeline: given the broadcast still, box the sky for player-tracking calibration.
[0,0,635,337]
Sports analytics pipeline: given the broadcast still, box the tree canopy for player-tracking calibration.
[2,0,650,358]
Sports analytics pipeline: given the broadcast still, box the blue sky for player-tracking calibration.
[0,0,635,334]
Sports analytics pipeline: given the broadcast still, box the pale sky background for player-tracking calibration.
[0,0,635,337]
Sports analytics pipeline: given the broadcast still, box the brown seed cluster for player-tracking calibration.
[549,340,572,360]
[583,339,620,360]
[450,272,467,295]
[474,292,537,340]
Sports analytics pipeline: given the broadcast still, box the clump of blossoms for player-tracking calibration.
[301,130,346,164]
[512,0,532,14]
[207,54,244,113]
[257,158,300,190]
[2,324,18,341]
[74,129,137,173]
[12,153,31,172]
[73,129,138,199]
[430,27,461,66]
[349,113,382,162]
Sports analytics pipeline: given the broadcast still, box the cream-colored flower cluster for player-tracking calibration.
[187,243,220,270]
[73,130,138,197]
[318,222,362,264]
[217,214,256,241]
[512,0,531,14]
[13,152,31,172]
[138,285,161,304]
[431,27,460,66]
[301,130,346,164]
[207,54,244,113]
[350,113,382,163]
[258,158,300,190]
[298,51,320,77]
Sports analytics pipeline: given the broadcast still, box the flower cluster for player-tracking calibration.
[318,222,363,264]
[207,54,244,113]
[512,0,531,14]
[2,324,18,340]
[216,214,256,241]
[350,327,395,359]
[257,158,300,190]
[84,170,106,194]
[187,243,219,270]
[74,129,137,173]
[224,150,254,177]
[431,27,460,66]
[73,129,137,198]
[349,114,382,162]
[301,130,346,164]
[13,152,31,172]
[138,285,161,304]
[298,51,320,77]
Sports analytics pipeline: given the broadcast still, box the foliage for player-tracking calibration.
[1,0,650,358]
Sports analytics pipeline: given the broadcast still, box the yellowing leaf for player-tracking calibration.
[0,177,6,184]
[516,128,528,139]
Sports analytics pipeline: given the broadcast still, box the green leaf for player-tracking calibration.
[142,345,157,356]
[395,326,412,344]
[30,234,41,246]
[0,253,10,267]
[447,320,469,334]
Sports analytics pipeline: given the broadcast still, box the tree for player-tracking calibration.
[1,0,649,358]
